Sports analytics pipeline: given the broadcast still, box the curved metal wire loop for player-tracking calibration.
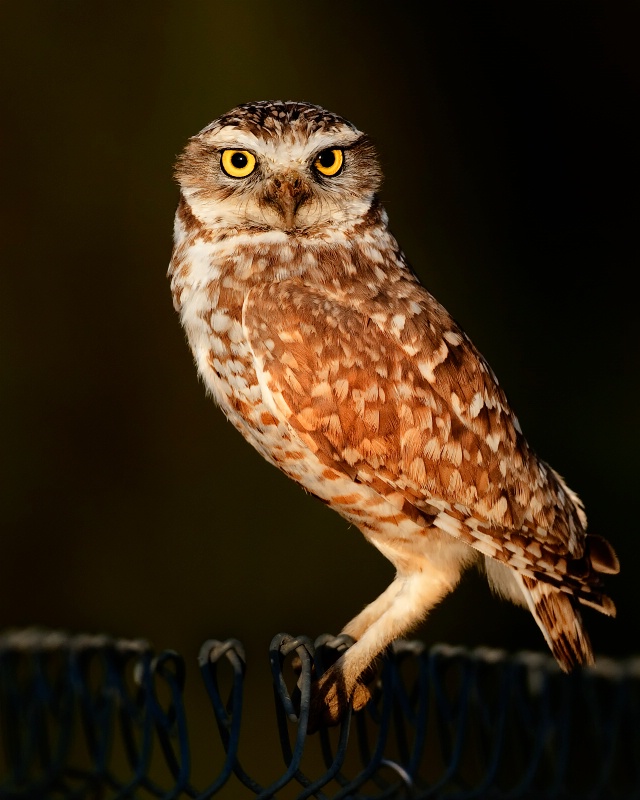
[2,629,639,799]
[195,637,262,798]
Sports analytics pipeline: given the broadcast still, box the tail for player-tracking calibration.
[517,573,595,670]
[516,532,620,670]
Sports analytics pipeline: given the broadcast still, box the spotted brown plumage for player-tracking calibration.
[169,101,619,729]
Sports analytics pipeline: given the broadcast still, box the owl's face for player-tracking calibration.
[175,101,382,234]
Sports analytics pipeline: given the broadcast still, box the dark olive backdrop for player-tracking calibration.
[1,1,638,784]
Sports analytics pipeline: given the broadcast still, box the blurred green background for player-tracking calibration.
[1,0,638,786]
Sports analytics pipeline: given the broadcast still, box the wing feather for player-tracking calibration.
[244,277,589,579]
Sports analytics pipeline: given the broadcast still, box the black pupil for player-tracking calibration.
[231,152,248,169]
[318,150,336,168]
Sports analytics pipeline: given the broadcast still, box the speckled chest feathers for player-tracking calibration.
[169,101,618,725]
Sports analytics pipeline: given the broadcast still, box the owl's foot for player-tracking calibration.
[306,664,372,734]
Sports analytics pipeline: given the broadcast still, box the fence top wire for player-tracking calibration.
[1,628,638,800]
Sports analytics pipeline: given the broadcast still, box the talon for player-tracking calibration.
[351,680,372,712]
[306,667,373,734]
[307,670,349,733]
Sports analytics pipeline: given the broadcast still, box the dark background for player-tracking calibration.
[1,0,638,785]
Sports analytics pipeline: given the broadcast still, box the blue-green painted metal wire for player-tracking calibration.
[1,629,638,799]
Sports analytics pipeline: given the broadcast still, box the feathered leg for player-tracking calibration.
[308,565,459,731]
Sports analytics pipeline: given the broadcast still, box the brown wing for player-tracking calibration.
[243,276,587,571]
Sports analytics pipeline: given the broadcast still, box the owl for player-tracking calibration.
[169,101,619,730]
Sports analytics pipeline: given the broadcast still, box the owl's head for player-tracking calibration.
[175,101,382,234]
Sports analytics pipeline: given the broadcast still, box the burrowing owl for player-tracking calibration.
[169,101,619,728]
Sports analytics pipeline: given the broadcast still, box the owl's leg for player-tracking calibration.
[340,576,406,640]
[308,563,460,731]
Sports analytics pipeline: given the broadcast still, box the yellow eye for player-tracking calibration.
[314,148,344,177]
[220,149,256,178]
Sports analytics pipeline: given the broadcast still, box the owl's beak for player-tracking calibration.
[261,173,312,230]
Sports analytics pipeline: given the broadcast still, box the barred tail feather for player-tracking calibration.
[516,573,595,671]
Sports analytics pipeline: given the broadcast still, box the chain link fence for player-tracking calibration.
[1,629,638,799]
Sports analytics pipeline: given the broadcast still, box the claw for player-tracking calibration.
[306,664,373,734]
